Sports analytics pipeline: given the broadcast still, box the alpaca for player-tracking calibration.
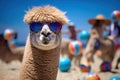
[0,32,80,64]
[84,23,115,65]
[0,33,78,64]
[84,15,115,66]
[0,34,24,63]
[19,6,69,80]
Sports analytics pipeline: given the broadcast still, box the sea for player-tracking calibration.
[16,41,25,47]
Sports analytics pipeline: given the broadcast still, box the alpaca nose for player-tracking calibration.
[41,24,51,37]
[41,31,51,37]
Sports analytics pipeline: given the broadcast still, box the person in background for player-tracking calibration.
[110,21,120,50]
[110,10,120,69]
[110,21,120,69]
[62,22,81,40]
[4,29,18,48]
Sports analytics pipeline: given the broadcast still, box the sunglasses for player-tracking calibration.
[29,22,62,33]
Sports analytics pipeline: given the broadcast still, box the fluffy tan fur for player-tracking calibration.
[24,6,69,25]
[0,34,24,63]
[19,35,61,80]
[84,25,115,65]
[19,5,69,80]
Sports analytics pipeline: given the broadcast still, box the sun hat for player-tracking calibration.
[88,14,111,25]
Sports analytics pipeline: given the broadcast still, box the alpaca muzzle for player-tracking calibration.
[42,37,51,44]
[40,31,52,44]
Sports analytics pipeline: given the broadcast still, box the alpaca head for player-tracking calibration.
[24,6,69,50]
[29,22,62,50]
[90,27,101,39]
[90,25,104,39]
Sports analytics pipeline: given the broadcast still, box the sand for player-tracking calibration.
[0,51,120,80]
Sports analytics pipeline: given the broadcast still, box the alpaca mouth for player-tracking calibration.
[42,41,49,44]
[42,37,51,44]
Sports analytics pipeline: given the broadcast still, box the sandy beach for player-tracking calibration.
[0,50,120,80]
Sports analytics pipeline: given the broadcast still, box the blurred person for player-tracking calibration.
[62,23,82,67]
[110,21,120,51]
[4,29,18,48]
[85,14,115,66]
[109,10,120,69]
[110,21,120,69]
[62,23,81,40]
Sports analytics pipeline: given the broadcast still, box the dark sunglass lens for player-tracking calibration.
[49,22,62,32]
[30,22,43,32]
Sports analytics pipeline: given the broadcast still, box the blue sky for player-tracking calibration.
[0,0,120,42]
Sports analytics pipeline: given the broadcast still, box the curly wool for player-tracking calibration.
[24,5,69,25]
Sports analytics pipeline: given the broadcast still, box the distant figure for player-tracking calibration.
[110,21,120,51]
[62,23,81,40]
[0,34,24,63]
[84,14,115,67]
[4,29,18,48]
[113,21,120,69]
[62,23,82,66]
[110,10,120,69]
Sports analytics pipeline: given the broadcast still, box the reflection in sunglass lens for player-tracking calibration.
[30,22,43,32]
[49,22,62,32]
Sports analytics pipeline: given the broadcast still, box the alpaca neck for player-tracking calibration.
[0,36,11,53]
[0,35,13,62]
[85,37,95,54]
[20,36,61,80]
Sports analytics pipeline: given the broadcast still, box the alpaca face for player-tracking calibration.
[30,23,61,50]
[90,29,99,39]
[90,26,103,39]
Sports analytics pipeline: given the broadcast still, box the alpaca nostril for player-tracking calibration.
[41,32,51,37]
[47,32,51,36]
